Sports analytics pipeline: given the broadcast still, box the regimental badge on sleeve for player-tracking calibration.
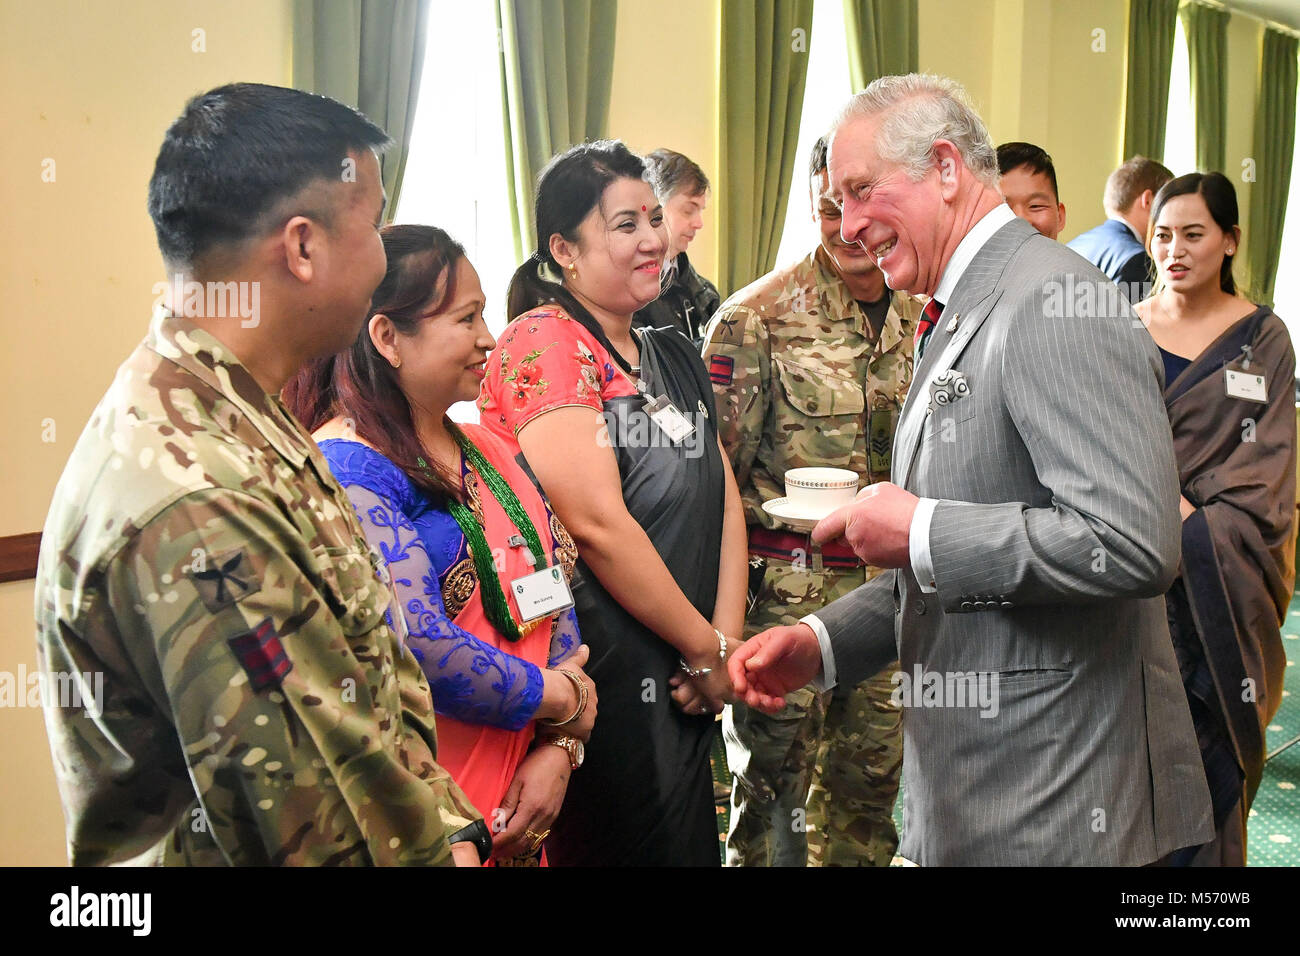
[190,549,262,613]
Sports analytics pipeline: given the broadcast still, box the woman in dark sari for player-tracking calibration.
[1136,172,1296,865]
[479,141,748,865]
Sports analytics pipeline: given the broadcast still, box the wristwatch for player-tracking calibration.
[543,733,584,770]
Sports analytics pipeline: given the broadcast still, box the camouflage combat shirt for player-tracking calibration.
[35,311,478,866]
[702,246,921,530]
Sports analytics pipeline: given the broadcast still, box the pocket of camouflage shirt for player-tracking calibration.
[773,357,866,469]
[313,545,390,637]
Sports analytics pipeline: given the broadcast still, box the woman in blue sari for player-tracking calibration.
[285,225,596,864]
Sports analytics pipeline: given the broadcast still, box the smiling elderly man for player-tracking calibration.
[729,73,1213,866]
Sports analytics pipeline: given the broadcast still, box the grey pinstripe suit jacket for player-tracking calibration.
[818,217,1215,865]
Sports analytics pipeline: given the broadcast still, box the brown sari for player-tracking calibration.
[1163,304,1296,864]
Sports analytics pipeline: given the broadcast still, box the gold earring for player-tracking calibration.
[567,261,577,277]
[391,357,401,369]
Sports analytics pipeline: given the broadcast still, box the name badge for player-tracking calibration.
[644,394,696,443]
[1225,368,1268,403]
[510,565,575,622]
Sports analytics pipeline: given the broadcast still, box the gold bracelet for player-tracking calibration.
[547,668,587,726]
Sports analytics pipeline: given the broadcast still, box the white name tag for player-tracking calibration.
[644,395,696,443]
[1225,368,1268,403]
[510,565,574,622]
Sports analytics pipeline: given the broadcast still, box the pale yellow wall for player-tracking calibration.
[920,0,996,122]
[0,0,292,866]
[1044,0,1131,244]
[608,0,721,280]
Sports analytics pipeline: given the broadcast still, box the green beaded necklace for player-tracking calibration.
[418,428,547,643]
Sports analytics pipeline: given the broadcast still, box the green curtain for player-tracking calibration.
[719,0,814,297]
[1122,0,1179,161]
[843,0,918,92]
[1183,1,1229,173]
[292,0,431,219]
[1246,28,1298,305]
[496,0,618,262]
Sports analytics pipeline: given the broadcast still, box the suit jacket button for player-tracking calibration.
[913,599,927,615]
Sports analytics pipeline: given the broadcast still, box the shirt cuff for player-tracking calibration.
[801,613,836,693]
[910,497,939,593]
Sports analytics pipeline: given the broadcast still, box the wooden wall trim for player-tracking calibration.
[0,532,41,584]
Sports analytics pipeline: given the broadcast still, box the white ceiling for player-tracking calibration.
[1222,0,1300,32]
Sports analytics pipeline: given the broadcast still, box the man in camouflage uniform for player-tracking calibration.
[34,83,480,866]
[704,136,919,866]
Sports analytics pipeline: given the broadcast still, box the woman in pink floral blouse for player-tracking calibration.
[479,141,748,866]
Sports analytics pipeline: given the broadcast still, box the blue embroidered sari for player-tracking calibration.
[319,438,580,730]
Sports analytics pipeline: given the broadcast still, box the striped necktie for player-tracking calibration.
[915,298,944,361]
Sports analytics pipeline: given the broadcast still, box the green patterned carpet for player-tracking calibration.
[710,592,1300,865]
[1248,603,1300,864]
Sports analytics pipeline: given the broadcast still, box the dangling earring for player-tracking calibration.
[567,261,578,279]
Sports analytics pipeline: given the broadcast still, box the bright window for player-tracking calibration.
[774,0,852,270]
[1163,14,1196,177]
[396,1,516,422]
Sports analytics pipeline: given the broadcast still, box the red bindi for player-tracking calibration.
[642,205,647,212]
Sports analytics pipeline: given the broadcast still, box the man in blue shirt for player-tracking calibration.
[1067,155,1173,302]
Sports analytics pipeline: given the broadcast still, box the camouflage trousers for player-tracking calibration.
[724,559,902,866]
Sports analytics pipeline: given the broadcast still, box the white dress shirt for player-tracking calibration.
[803,202,1017,691]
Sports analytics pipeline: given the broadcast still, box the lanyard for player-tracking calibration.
[421,430,547,642]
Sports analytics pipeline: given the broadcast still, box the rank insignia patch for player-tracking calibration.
[709,354,735,386]
[227,618,293,691]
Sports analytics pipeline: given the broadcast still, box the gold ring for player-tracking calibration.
[525,827,550,853]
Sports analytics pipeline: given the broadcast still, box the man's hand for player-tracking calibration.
[490,745,572,861]
[727,624,822,713]
[813,481,918,568]
[451,841,481,867]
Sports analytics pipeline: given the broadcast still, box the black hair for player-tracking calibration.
[996,142,1059,201]
[283,225,467,499]
[505,139,649,334]
[148,82,390,270]
[643,148,709,201]
[1150,171,1240,296]
[809,136,829,179]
